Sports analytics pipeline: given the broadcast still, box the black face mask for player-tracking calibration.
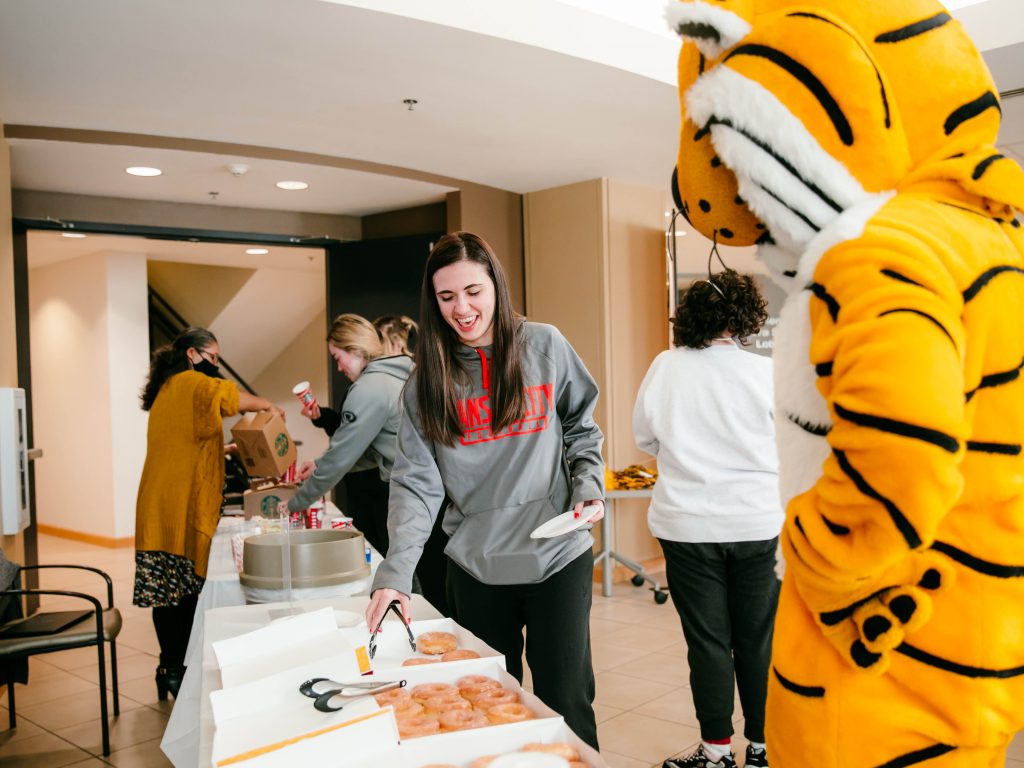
[193,357,223,379]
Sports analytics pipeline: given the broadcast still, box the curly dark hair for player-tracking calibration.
[673,269,768,349]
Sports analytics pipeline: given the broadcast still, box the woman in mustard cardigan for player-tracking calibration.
[134,327,281,700]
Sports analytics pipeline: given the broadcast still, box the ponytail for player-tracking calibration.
[140,327,218,410]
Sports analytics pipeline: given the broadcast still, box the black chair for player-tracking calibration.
[0,562,122,756]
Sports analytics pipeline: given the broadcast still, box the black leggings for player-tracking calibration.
[152,592,199,669]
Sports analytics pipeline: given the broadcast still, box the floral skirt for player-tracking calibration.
[133,550,206,608]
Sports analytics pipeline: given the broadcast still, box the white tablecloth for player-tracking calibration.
[161,515,381,767]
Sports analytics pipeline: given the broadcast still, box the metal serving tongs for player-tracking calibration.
[299,678,406,713]
[367,599,417,660]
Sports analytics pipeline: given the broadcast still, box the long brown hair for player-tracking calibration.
[140,327,217,411]
[416,232,526,446]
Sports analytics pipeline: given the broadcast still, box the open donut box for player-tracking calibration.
[345,616,507,672]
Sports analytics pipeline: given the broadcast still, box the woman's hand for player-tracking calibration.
[365,588,411,630]
[301,401,322,420]
[296,460,316,481]
[224,442,239,456]
[276,500,291,518]
[573,499,605,523]
[270,404,286,421]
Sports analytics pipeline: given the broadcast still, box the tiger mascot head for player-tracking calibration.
[667,0,1024,282]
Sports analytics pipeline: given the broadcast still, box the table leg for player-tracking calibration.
[601,500,613,597]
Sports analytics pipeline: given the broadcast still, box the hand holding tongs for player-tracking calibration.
[298,677,406,712]
[367,599,417,660]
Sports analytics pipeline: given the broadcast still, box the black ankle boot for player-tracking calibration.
[156,665,186,701]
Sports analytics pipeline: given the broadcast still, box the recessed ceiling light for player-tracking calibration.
[246,248,269,255]
[61,232,87,238]
[275,180,308,191]
[126,166,162,177]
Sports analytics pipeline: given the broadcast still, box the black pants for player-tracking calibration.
[344,469,391,557]
[446,550,599,750]
[414,506,451,617]
[152,592,199,669]
[659,537,780,743]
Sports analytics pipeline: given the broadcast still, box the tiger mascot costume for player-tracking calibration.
[666,0,1024,765]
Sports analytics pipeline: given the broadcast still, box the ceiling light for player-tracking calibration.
[246,248,269,255]
[126,166,162,177]
[61,232,87,238]
[276,180,308,191]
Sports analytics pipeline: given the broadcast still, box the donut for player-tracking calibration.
[441,648,481,662]
[392,700,424,720]
[402,656,440,666]
[458,679,502,702]
[373,687,411,707]
[416,631,458,655]
[456,674,494,688]
[522,743,582,761]
[438,708,489,731]
[410,682,458,702]
[473,688,520,711]
[397,715,440,739]
[422,694,471,716]
[486,702,534,724]
[468,758,497,768]
[568,762,590,768]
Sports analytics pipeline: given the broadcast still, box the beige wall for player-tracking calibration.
[0,123,25,561]
[249,310,330,466]
[29,250,149,542]
[525,178,670,567]
[448,186,525,313]
[147,261,256,330]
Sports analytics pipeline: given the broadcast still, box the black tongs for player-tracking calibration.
[299,678,406,713]
[367,599,417,660]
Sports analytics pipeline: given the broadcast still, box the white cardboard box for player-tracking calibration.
[341,616,505,673]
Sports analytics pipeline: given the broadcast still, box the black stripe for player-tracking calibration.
[880,268,923,287]
[834,449,921,548]
[789,12,891,128]
[787,412,831,437]
[879,308,956,347]
[815,362,833,376]
[724,44,854,146]
[874,743,956,768]
[708,117,844,213]
[808,282,839,321]
[966,440,1021,455]
[962,265,1024,302]
[677,21,720,43]
[932,540,1024,578]
[896,643,1024,678]
[819,586,891,626]
[772,667,825,698]
[972,153,1005,181]
[834,403,959,453]
[874,12,951,43]
[944,91,1001,136]
[965,357,1024,402]
[698,53,705,75]
[821,514,850,535]
[782,269,796,277]
[939,200,1001,223]
[758,183,822,233]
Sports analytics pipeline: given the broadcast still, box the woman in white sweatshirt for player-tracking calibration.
[633,270,783,768]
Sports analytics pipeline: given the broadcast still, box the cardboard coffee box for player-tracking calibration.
[242,483,298,520]
[230,411,296,478]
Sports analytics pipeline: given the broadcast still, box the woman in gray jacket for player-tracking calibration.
[366,232,605,749]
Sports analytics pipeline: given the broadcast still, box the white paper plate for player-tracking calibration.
[529,508,597,539]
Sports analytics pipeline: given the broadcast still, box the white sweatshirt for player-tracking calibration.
[632,343,784,543]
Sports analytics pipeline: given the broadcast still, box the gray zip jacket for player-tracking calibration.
[288,355,413,511]
[372,322,604,590]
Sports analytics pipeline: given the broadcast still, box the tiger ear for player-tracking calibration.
[665,0,753,59]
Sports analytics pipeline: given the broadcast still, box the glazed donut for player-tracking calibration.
[486,702,534,724]
[416,631,458,655]
[568,762,590,768]
[373,687,411,707]
[397,715,440,739]
[456,674,494,688]
[439,708,489,731]
[423,694,471,716]
[441,648,481,662]
[522,742,582,761]
[411,682,458,702]
[392,699,424,720]
[468,758,497,768]
[473,688,520,711]
[459,679,502,702]
[402,656,441,666]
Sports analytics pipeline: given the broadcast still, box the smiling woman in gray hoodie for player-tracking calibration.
[367,232,605,749]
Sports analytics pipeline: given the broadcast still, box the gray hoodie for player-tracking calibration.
[288,355,414,511]
[372,322,604,590]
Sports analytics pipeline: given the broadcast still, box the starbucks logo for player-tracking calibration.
[274,433,290,456]
[260,495,281,517]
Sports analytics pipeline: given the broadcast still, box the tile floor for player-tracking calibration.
[3,533,1024,767]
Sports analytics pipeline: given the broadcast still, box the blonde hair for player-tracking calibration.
[327,314,384,361]
[374,315,418,357]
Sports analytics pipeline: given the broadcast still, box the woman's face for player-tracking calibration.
[432,260,496,347]
[329,344,368,382]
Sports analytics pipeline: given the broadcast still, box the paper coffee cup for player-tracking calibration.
[292,381,316,408]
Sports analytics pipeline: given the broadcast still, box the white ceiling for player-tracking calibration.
[0,0,1022,219]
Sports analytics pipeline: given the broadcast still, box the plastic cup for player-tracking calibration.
[292,381,317,409]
